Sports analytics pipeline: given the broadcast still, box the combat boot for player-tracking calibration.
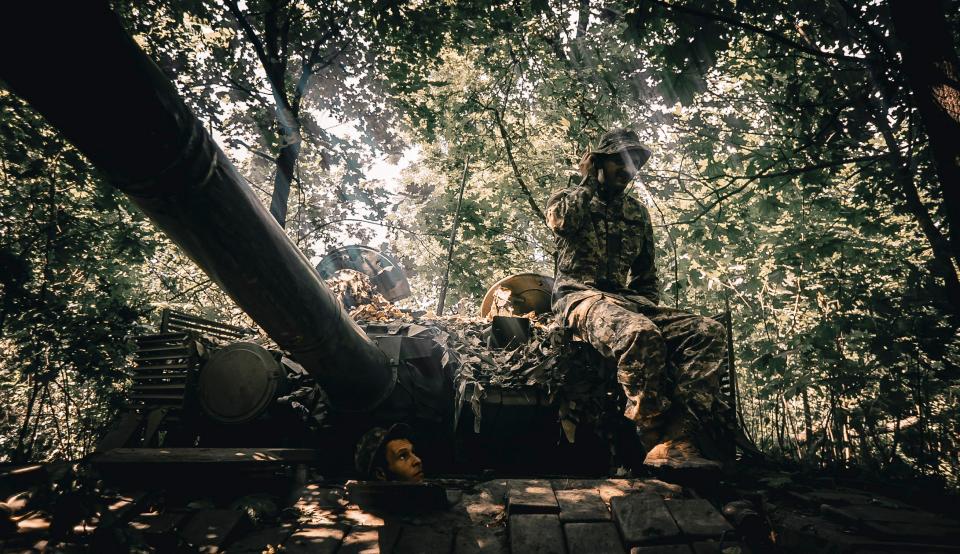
[642,417,721,471]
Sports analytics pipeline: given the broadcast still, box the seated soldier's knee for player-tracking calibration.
[630,320,664,350]
[639,318,663,338]
[620,323,666,370]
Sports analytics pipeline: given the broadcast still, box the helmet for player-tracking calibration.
[354,423,414,479]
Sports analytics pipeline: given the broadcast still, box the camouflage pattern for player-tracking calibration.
[591,128,652,165]
[547,176,660,305]
[355,423,413,479]
[546,174,725,429]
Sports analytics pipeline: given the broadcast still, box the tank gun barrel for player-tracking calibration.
[0,3,393,411]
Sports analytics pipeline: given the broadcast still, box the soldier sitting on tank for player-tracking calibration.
[546,128,727,471]
[355,423,424,482]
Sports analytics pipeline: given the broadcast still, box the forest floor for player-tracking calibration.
[2,456,959,553]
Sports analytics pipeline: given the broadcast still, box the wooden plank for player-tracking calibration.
[560,479,636,504]
[773,512,934,553]
[664,499,733,539]
[393,525,456,554]
[565,522,625,554]
[819,504,960,543]
[90,447,322,464]
[347,482,448,513]
[284,524,346,554]
[507,479,559,514]
[784,489,874,508]
[821,504,959,527]
[453,526,507,554]
[557,479,683,507]
[557,489,609,522]
[612,494,681,546]
[861,520,960,543]
[629,546,692,553]
[178,509,246,550]
[459,481,507,528]
[509,514,566,554]
[340,526,381,554]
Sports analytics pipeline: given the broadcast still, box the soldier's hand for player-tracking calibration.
[580,151,598,188]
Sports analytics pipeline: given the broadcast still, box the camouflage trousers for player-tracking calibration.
[559,292,726,430]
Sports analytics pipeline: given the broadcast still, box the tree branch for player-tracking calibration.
[870,105,960,316]
[225,0,272,82]
[488,106,547,226]
[673,152,883,225]
[647,0,870,64]
[708,153,886,183]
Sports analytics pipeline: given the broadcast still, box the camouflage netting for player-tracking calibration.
[324,269,407,320]
[323,273,622,443]
[420,312,622,443]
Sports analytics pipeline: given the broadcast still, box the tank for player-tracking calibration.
[0,4,738,478]
[0,2,463,470]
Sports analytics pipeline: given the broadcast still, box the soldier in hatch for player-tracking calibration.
[546,128,726,470]
[355,423,424,482]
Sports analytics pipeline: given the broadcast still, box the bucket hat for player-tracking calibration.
[592,128,651,167]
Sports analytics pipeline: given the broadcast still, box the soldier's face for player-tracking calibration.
[379,438,423,482]
[598,151,642,191]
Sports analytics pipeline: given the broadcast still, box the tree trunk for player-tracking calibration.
[890,0,960,266]
[225,0,308,230]
[269,126,301,228]
[801,386,814,458]
[782,394,803,461]
[13,379,40,463]
[914,354,932,471]
[25,384,49,462]
[437,156,470,315]
[827,391,840,465]
[775,392,785,453]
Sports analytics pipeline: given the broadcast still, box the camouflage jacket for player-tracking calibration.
[546,176,660,307]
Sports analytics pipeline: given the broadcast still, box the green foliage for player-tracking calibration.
[0,91,156,461]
